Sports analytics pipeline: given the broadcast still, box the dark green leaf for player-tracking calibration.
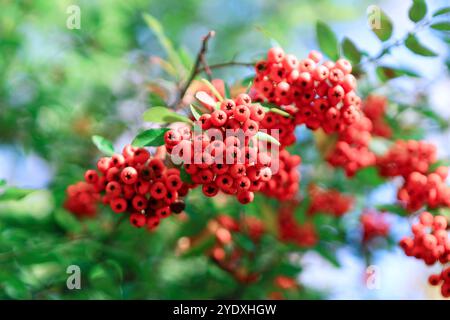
[376,66,419,82]
[354,166,385,187]
[315,244,341,267]
[369,9,393,42]
[316,21,340,60]
[92,135,115,156]
[131,128,170,147]
[433,7,450,17]
[376,204,408,216]
[143,107,193,124]
[405,34,437,56]
[179,166,192,183]
[409,0,427,22]
[431,22,450,31]
[341,37,362,64]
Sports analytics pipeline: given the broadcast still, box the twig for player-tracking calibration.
[177,30,216,105]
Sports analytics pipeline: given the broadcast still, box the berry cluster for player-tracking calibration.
[164,93,274,204]
[326,115,376,177]
[397,167,450,212]
[278,202,318,247]
[258,106,297,147]
[400,212,449,266]
[363,95,392,138]
[261,149,301,201]
[209,215,265,284]
[66,145,188,230]
[360,211,390,243]
[252,47,362,134]
[307,184,354,217]
[428,267,450,298]
[377,140,437,178]
[64,181,99,218]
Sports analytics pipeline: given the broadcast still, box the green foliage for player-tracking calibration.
[405,34,437,56]
[131,128,170,147]
[143,107,193,124]
[341,37,362,65]
[409,0,427,22]
[92,135,115,156]
[316,21,340,60]
[430,22,450,31]
[370,9,393,42]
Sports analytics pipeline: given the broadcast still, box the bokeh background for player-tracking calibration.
[1,0,449,299]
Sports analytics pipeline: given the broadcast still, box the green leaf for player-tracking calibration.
[260,103,291,117]
[190,104,202,120]
[143,107,193,124]
[369,9,393,42]
[316,21,340,60]
[92,135,115,156]
[0,187,34,201]
[354,166,385,187]
[376,66,419,82]
[142,14,185,78]
[341,37,362,64]
[179,166,192,184]
[148,92,166,106]
[0,179,5,187]
[409,0,427,22]
[376,204,408,216]
[405,34,437,57]
[315,244,341,268]
[54,209,82,233]
[131,128,170,147]
[432,7,450,17]
[430,22,450,31]
[429,160,450,172]
[255,131,281,146]
[200,79,223,102]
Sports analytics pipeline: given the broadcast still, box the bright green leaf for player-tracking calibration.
[405,34,437,57]
[341,37,362,64]
[316,21,340,60]
[432,7,450,17]
[369,9,393,42]
[131,128,170,147]
[143,107,193,124]
[409,0,427,22]
[430,22,450,31]
[92,135,115,156]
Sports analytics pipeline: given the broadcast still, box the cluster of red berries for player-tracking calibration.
[400,212,449,265]
[258,105,297,147]
[278,202,318,247]
[64,181,99,218]
[209,215,265,284]
[261,149,301,201]
[326,114,376,177]
[360,211,390,243]
[68,145,188,230]
[307,184,354,217]
[377,140,437,178]
[363,95,392,138]
[398,167,450,212]
[252,47,362,134]
[164,93,274,204]
[428,267,450,298]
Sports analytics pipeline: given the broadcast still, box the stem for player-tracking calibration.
[177,31,216,105]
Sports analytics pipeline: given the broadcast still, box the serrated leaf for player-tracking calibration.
[376,66,419,82]
[316,21,339,60]
[143,107,193,124]
[405,34,437,57]
[433,7,450,17]
[409,0,427,22]
[255,131,281,146]
[190,104,202,120]
[431,22,450,31]
[131,128,170,147]
[369,9,393,42]
[92,135,115,156]
[341,37,362,64]
[142,14,186,78]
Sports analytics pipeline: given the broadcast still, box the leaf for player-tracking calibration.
[91,135,115,156]
[409,0,427,22]
[142,14,185,78]
[260,103,291,117]
[179,166,192,183]
[54,209,82,233]
[430,22,450,31]
[369,9,393,42]
[354,166,385,187]
[405,34,437,57]
[200,79,223,102]
[433,7,450,17]
[195,91,217,111]
[190,104,202,120]
[429,160,450,172]
[148,92,166,106]
[131,128,170,147]
[143,107,193,124]
[315,244,341,268]
[0,187,34,201]
[376,66,419,82]
[255,131,281,146]
[316,21,339,60]
[341,37,362,64]
[376,204,408,216]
